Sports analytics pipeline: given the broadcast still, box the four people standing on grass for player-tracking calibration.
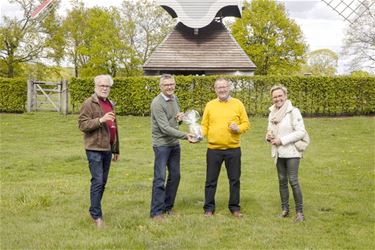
[266,85,306,222]
[201,78,250,218]
[78,75,306,226]
[149,74,195,219]
[78,75,119,228]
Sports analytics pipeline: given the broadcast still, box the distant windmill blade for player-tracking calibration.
[31,0,56,20]
[321,0,374,24]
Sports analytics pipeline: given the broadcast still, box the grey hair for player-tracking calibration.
[159,74,174,86]
[94,75,113,86]
[214,78,232,88]
[270,85,288,96]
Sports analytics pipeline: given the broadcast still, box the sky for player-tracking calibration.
[0,0,352,74]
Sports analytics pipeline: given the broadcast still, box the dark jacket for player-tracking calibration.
[78,94,119,154]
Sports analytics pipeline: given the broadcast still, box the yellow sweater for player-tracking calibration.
[201,98,250,149]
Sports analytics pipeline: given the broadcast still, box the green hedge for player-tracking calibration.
[0,78,27,113]
[70,76,375,116]
[1,76,374,115]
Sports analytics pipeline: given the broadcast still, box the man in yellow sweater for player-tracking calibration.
[201,78,250,217]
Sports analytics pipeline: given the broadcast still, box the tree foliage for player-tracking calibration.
[63,2,124,77]
[1,0,174,78]
[230,0,307,75]
[302,49,338,76]
[342,0,375,74]
[0,0,63,78]
[119,0,175,74]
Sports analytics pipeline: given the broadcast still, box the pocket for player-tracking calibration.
[86,150,101,162]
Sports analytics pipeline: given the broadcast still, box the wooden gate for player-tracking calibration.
[27,80,68,115]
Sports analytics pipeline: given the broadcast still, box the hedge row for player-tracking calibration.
[1,76,374,116]
[0,78,27,113]
[70,76,375,116]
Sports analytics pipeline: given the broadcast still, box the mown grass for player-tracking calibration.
[0,113,374,249]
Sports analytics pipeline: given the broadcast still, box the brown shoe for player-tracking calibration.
[232,211,243,218]
[295,212,305,222]
[93,218,105,229]
[279,210,289,218]
[204,211,214,217]
[152,214,164,220]
[165,210,174,216]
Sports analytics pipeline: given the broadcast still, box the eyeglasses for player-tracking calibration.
[162,83,175,87]
[215,85,229,90]
[97,85,111,89]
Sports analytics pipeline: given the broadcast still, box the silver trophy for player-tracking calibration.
[182,110,203,142]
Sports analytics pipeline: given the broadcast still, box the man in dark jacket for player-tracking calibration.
[78,74,119,228]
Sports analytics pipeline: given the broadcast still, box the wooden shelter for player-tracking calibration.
[143,1,256,76]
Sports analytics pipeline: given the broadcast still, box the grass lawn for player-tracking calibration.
[0,113,374,249]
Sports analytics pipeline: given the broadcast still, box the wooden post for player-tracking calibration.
[27,80,33,112]
[61,80,68,115]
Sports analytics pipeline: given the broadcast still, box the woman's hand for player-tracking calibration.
[266,131,274,142]
[271,138,282,146]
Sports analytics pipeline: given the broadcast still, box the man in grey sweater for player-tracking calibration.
[150,74,194,219]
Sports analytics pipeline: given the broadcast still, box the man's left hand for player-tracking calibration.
[112,154,119,161]
[229,122,240,133]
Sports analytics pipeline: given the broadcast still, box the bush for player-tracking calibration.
[70,76,375,116]
[0,78,27,113]
[1,76,374,115]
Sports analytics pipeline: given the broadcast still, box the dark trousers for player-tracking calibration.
[86,150,112,219]
[204,148,241,213]
[150,145,181,217]
[276,157,303,213]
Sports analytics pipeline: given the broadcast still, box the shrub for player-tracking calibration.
[0,78,27,113]
[70,76,375,116]
[1,76,374,115]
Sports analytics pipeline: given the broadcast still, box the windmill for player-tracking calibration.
[321,0,374,24]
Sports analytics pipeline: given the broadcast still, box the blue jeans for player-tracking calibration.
[150,145,181,217]
[86,150,112,219]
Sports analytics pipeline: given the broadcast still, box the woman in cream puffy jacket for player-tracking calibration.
[266,85,307,222]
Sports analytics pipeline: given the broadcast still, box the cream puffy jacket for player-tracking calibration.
[267,103,307,158]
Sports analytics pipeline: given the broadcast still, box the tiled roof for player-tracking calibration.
[143,21,256,72]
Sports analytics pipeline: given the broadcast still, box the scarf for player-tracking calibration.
[269,99,292,137]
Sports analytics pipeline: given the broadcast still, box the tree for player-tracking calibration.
[62,0,174,77]
[301,49,338,76]
[62,1,86,77]
[119,0,174,73]
[342,0,375,73]
[230,0,307,75]
[78,7,123,77]
[63,2,123,77]
[0,0,62,77]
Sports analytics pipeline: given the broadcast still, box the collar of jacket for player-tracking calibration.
[91,93,115,107]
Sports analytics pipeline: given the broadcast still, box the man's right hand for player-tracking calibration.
[99,112,115,123]
[187,133,199,143]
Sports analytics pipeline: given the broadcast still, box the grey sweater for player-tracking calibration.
[151,94,187,146]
